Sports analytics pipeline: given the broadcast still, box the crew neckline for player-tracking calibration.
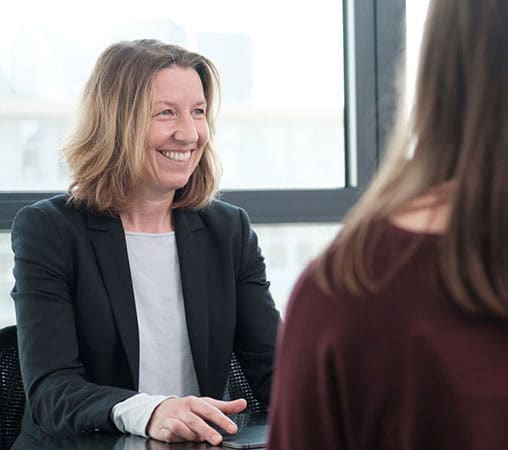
[125,231,175,237]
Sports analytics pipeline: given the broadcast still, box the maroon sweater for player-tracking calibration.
[269,223,508,450]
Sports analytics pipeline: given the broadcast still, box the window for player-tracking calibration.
[406,0,430,111]
[0,0,405,325]
[0,0,344,192]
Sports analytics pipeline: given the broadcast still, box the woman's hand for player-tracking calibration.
[146,396,247,445]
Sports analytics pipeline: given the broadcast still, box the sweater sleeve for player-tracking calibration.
[112,393,170,437]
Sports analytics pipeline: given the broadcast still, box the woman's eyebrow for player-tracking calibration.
[153,100,207,107]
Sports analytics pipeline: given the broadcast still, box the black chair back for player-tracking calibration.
[0,325,25,450]
[227,353,265,413]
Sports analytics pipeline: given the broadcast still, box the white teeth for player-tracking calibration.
[160,151,191,161]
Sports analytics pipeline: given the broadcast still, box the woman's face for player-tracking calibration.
[142,66,209,198]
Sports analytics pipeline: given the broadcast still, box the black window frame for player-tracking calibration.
[0,0,405,229]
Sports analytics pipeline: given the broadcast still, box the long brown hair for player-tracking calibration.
[64,39,222,213]
[317,0,508,318]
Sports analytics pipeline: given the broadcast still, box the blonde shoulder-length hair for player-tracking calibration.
[316,0,508,319]
[64,39,222,213]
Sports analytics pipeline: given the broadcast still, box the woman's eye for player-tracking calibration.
[158,109,175,117]
[194,108,206,115]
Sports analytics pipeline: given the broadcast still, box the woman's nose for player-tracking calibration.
[173,115,198,143]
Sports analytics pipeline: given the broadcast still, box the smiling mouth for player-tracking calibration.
[158,150,192,162]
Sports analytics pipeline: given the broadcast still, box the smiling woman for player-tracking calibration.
[10,40,280,448]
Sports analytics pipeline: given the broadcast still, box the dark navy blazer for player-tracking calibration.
[11,194,280,441]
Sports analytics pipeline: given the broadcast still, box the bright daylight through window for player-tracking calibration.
[0,0,345,191]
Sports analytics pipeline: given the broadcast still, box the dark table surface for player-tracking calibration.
[22,433,228,450]
[15,412,268,450]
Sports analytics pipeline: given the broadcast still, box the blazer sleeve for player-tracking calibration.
[11,204,136,438]
[233,208,281,405]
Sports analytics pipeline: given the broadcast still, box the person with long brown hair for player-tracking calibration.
[269,0,508,448]
[10,39,280,448]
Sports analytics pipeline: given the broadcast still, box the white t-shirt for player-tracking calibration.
[112,231,200,436]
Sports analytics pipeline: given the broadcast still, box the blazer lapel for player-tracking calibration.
[87,212,140,388]
[174,208,209,395]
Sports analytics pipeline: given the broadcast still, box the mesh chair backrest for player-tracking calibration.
[227,353,265,413]
[0,325,25,450]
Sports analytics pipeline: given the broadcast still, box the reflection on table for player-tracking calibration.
[24,433,221,450]
[16,411,268,449]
